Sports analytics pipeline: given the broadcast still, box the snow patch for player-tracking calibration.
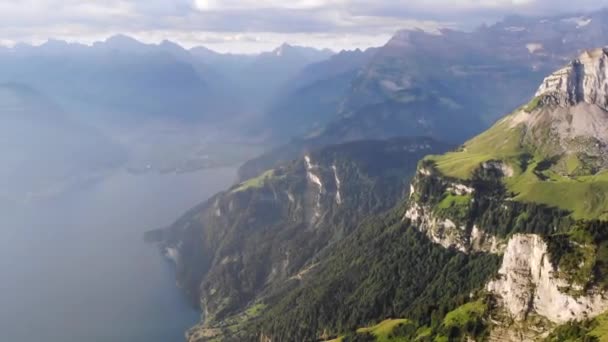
[526,43,544,54]
[332,165,342,205]
[562,16,592,28]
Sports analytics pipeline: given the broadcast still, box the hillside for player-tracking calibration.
[427,47,608,220]
[148,137,451,341]
[196,48,608,342]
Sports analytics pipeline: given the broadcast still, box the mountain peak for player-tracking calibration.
[535,47,608,109]
[99,34,146,50]
[273,43,293,56]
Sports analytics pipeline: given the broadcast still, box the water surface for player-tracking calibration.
[0,168,235,342]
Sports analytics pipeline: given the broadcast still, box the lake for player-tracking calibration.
[0,167,236,342]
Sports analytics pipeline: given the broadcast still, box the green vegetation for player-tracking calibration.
[243,206,501,341]
[437,299,490,341]
[524,96,542,112]
[590,313,608,341]
[356,319,410,342]
[164,138,453,341]
[506,167,608,220]
[232,169,276,192]
[244,303,266,317]
[436,193,472,222]
[546,221,608,291]
[425,107,608,220]
[443,300,486,328]
[426,118,524,180]
[327,299,492,342]
[547,312,608,342]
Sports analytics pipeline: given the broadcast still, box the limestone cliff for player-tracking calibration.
[488,234,608,324]
[536,47,608,110]
[404,166,505,255]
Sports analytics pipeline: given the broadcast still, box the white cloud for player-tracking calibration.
[1,0,608,52]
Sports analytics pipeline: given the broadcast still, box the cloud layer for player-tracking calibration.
[1,0,608,52]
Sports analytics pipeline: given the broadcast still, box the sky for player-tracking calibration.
[1,0,608,53]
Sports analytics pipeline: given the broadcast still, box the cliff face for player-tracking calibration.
[487,234,608,324]
[404,167,504,254]
[405,158,608,339]
[536,48,608,110]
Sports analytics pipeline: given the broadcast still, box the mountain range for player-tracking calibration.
[238,9,608,180]
[0,36,334,126]
[7,7,608,342]
[151,21,608,342]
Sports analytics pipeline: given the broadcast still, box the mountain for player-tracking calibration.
[220,43,335,110]
[0,37,334,128]
[0,36,217,122]
[146,137,451,341]
[258,48,378,141]
[171,48,608,341]
[238,9,608,181]
[427,47,608,219]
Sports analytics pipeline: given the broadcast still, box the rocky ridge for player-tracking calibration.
[403,48,608,340]
[153,138,451,342]
[535,47,608,110]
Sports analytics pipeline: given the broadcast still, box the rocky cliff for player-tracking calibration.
[488,234,608,324]
[402,48,608,340]
[536,47,608,110]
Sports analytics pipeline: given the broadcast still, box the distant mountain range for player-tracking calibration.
[239,8,608,180]
[0,36,335,126]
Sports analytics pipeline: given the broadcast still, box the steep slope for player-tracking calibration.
[238,9,608,181]
[259,48,377,141]
[148,137,450,341]
[427,47,608,219]
[405,48,608,340]
[212,48,608,342]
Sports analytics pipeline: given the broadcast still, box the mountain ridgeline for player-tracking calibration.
[238,10,608,181]
[148,137,451,341]
[158,48,608,342]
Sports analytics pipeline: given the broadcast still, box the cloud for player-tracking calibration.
[1,0,608,52]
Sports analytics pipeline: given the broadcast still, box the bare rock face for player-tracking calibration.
[487,234,608,324]
[404,169,504,254]
[507,48,608,168]
[536,47,608,110]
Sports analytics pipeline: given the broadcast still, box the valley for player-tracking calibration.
[6,4,608,342]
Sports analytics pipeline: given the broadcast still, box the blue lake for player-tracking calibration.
[0,168,235,342]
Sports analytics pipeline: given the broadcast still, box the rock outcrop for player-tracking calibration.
[404,167,505,254]
[487,234,608,324]
[536,47,608,110]
[404,202,503,254]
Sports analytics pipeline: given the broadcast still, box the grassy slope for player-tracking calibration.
[232,169,276,192]
[426,110,608,220]
[547,312,608,341]
[590,313,608,341]
[443,300,486,328]
[356,319,410,342]
[326,303,488,342]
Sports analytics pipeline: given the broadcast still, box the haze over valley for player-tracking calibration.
[6,2,608,342]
